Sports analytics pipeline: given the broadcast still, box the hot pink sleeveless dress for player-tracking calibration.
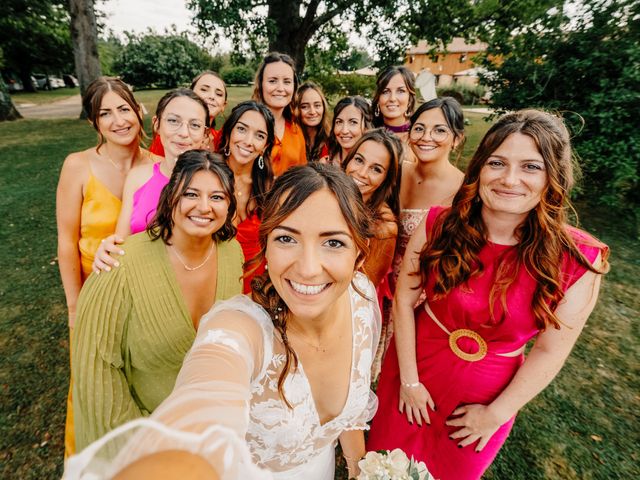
[130,163,169,234]
[368,206,607,480]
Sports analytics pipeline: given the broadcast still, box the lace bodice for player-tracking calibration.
[242,272,380,472]
[65,272,380,480]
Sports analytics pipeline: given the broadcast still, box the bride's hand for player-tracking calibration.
[398,381,435,426]
[93,234,125,274]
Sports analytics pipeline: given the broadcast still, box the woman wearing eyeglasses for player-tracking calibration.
[92,89,210,272]
[376,98,466,366]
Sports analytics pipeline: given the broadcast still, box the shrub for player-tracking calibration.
[436,83,486,105]
[308,74,376,101]
[220,65,254,85]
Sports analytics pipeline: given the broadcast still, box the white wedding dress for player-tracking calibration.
[65,272,380,480]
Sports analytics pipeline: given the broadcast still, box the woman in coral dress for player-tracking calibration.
[368,110,609,480]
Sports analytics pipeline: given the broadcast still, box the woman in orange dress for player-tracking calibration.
[56,77,154,457]
[252,52,306,175]
[295,81,330,162]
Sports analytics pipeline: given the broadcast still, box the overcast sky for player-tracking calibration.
[100,0,195,36]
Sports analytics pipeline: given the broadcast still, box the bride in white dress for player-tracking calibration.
[65,163,381,480]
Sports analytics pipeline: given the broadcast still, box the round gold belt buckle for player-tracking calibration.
[448,329,488,362]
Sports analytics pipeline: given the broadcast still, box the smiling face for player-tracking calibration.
[378,73,410,123]
[299,88,324,128]
[261,61,295,111]
[192,73,227,119]
[333,105,365,151]
[345,140,390,203]
[479,132,548,221]
[97,91,141,146]
[155,96,208,161]
[409,107,458,164]
[171,170,231,240]
[265,188,359,323]
[228,110,268,167]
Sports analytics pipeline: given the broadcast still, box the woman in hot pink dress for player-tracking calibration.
[368,110,609,480]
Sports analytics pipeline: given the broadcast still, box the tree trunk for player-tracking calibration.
[68,0,102,119]
[0,79,23,121]
[267,0,316,74]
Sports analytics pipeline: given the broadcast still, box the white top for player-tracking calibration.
[65,272,381,480]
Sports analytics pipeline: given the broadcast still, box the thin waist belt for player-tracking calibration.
[424,302,526,362]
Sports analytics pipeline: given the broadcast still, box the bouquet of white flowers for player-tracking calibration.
[356,449,434,480]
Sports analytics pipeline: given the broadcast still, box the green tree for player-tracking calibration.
[479,0,640,207]
[114,30,212,89]
[98,33,124,76]
[0,0,74,91]
[187,0,559,73]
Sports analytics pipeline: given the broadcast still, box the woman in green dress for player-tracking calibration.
[72,150,244,450]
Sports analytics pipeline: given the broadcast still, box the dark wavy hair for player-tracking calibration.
[342,128,402,219]
[410,97,466,161]
[217,100,275,218]
[249,163,371,407]
[327,96,372,161]
[252,52,298,122]
[418,109,609,331]
[83,76,145,152]
[372,65,416,127]
[295,81,331,162]
[152,88,211,135]
[147,149,237,244]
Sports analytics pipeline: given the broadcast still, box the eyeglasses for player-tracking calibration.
[409,124,452,143]
[164,115,205,133]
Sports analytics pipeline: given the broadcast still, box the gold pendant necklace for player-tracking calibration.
[171,242,215,271]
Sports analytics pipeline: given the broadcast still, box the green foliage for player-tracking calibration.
[114,30,212,89]
[308,74,376,101]
[304,25,373,78]
[0,0,73,85]
[479,0,640,207]
[98,34,124,77]
[220,65,255,85]
[436,83,487,105]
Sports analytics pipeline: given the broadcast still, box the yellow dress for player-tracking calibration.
[65,173,122,458]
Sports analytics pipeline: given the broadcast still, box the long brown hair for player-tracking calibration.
[327,96,372,161]
[252,52,298,123]
[83,76,145,151]
[295,81,331,162]
[341,128,402,218]
[418,109,609,330]
[249,163,371,407]
[372,65,416,128]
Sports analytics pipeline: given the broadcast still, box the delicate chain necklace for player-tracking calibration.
[171,242,215,271]
[287,325,330,353]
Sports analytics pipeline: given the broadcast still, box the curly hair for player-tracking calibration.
[147,149,237,244]
[418,109,609,330]
[249,163,371,407]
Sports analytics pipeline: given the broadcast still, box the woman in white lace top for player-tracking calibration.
[65,163,381,480]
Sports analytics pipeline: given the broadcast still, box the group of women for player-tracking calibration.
[57,51,609,480]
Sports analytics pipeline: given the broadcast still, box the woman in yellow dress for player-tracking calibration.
[56,77,156,457]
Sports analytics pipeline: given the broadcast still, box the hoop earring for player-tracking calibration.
[404,110,411,119]
[375,104,380,117]
[258,155,264,170]
[223,147,230,157]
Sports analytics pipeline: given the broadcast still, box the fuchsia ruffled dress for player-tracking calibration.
[368,206,607,480]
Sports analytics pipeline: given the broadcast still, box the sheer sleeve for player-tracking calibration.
[72,265,141,451]
[66,295,274,479]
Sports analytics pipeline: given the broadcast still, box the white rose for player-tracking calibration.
[386,448,411,477]
[358,451,386,477]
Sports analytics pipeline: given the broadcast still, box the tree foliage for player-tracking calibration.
[479,0,640,207]
[114,30,212,89]
[186,0,559,73]
[0,0,74,90]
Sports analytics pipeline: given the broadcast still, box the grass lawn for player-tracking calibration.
[1,99,638,479]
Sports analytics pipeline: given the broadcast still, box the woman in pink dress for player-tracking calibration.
[368,109,610,480]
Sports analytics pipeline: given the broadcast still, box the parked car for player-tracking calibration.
[32,73,64,90]
[63,74,79,88]
[2,74,24,92]
[50,76,65,88]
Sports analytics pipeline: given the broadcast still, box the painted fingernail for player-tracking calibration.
[433,407,437,412]
[457,445,462,449]
[114,261,120,267]
[119,250,125,255]
[105,266,111,272]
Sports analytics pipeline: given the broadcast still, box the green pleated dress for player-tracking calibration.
[72,232,244,450]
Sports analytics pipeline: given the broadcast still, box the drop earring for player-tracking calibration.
[224,146,230,157]
[375,104,380,117]
[258,155,264,170]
